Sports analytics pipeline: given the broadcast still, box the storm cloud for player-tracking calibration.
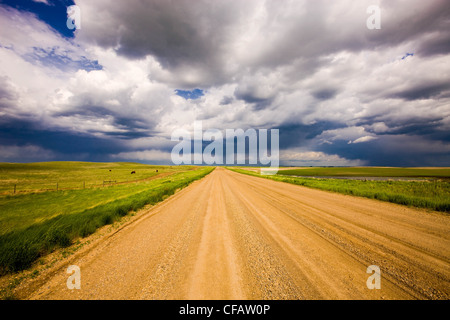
[0,0,449,166]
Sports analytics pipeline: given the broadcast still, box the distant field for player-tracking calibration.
[278,167,450,178]
[0,162,213,273]
[229,167,450,213]
[0,162,182,194]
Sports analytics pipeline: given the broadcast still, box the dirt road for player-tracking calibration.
[25,167,449,299]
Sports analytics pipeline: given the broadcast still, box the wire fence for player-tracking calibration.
[3,180,121,195]
[1,171,172,195]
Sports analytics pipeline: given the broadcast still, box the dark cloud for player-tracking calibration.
[278,122,344,150]
[0,117,129,161]
[234,83,276,110]
[234,92,273,111]
[54,106,116,119]
[78,0,247,86]
[77,0,449,87]
[390,83,450,101]
[317,134,450,166]
[358,0,450,50]
[113,117,152,132]
[417,32,450,57]
[380,121,445,137]
[312,88,338,101]
[53,106,154,139]
[220,96,234,105]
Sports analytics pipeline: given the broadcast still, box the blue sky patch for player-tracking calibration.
[25,46,103,72]
[1,0,76,38]
[401,52,414,60]
[175,89,205,100]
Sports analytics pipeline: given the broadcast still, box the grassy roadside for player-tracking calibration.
[0,174,182,237]
[278,167,450,178]
[0,166,214,274]
[228,168,450,213]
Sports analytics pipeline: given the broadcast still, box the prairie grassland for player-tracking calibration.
[0,162,213,274]
[229,167,450,213]
[0,162,183,194]
[278,167,450,178]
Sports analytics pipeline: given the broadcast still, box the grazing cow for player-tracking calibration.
[109,169,111,172]
[131,171,136,174]
[156,169,158,172]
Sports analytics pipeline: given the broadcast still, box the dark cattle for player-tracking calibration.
[131,171,136,174]
[109,170,111,172]
[156,170,158,172]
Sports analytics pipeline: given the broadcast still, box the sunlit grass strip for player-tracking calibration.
[0,162,187,194]
[229,168,450,214]
[278,167,450,178]
[0,167,213,274]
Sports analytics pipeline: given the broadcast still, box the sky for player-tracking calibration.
[0,0,449,166]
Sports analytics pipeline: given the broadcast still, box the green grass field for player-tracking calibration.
[278,167,450,178]
[229,167,450,214]
[0,162,213,274]
[0,162,181,194]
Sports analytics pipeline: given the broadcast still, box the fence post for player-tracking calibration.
[14,184,16,194]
